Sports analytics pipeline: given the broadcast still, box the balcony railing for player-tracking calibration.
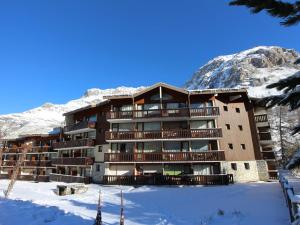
[259,132,272,141]
[107,107,220,120]
[1,160,52,167]
[255,114,268,123]
[104,151,225,162]
[53,139,95,149]
[105,129,222,141]
[64,121,96,133]
[51,157,94,166]
[262,151,276,160]
[3,146,54,153]
[49,173,92,184]
[103,174,234,185]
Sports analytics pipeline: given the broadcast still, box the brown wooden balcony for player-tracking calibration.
[255,114,268,123]
[106,107,220,120]
[1,160,52,167]
[51,157,94,166]
[105,129,222,141]
[104,151,225,162]
[103,174,234,185]
[262,151,276,160]
[64,121,96,133]
[49,173,91,184]
[3,146,53,153]
[53,139,95,149]
[259,132,272,141]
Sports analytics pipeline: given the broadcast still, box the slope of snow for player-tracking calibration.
[0,180,289,225]
[0,87,144,139]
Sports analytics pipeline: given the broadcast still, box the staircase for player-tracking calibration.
[3,143,31,198]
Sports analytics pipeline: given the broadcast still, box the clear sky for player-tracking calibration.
[0,0,299,114]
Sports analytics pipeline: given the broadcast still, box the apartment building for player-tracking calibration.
[0,134,59,182]
[0,83,276,185]
[252,99,278,179]
[103,83,269,184]
[50,101,110,184]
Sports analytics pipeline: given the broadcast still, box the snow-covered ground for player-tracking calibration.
[0,180,289,225]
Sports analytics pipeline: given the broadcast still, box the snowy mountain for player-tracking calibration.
[185,46,300,97]
[1,46,299,139]
[0,87,143,139]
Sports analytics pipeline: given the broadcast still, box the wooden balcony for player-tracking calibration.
[104,151,225,162]
[1,160,52,167]
[102,174,234,185]
[106,107,220,120]
[49,173,91,184]
[259,132,272,141]
[262,151,276,160]
[64,121,96,133]
[105,129,222,141]
[3,146,53,153]
[51,157,94,166]
[255,114,268,123]
[53,139,95,149]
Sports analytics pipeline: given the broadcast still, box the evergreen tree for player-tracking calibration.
[230,0,300,134]
[229,0,300,26]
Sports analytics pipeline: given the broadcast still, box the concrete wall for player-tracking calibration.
[221,160,265,182]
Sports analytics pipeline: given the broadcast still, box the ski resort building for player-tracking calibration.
[0,83,277,185]
[0,134,60,182]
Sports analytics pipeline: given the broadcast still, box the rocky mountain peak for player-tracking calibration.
[185,46,300,97]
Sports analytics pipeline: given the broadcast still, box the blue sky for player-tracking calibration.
[0,0,299,114]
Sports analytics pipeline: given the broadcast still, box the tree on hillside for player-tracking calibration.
[230,0,300,135]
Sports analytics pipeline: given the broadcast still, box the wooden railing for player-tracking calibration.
[1,160,52,167]
[105,129,222,141]
[53,139,95,149]
[259,132,272,141]
[64,121,96,133]
[51,157,94,166]
[107,107,220,120]
[3,146,53,153]
[279,171,299,222]
[262,151,276,160]
[103,174,234,185]
[255,114,268,123]
[49,173,91,184]
[104,151,225,162]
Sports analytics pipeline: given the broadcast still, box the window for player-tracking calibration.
[235,108,240,113]
[231,163,237,170]
[241,144,246,150]
[98,146,103,152]
[228,143,233,150]
[226,124,231,130]
[223,106,228,111]
[244,163,250,170]
[238,125,243,131]
[96,165,100,172]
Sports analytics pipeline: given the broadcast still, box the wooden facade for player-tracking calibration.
[0,83,277,185]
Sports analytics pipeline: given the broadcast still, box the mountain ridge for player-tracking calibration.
[1,46,299,139]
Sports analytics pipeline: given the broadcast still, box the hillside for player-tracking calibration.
[1,46,299,139]
[0,87,143,139]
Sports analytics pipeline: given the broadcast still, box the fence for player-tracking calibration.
[279,171,300,224]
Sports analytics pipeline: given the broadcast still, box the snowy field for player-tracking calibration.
[0,180,289,225]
